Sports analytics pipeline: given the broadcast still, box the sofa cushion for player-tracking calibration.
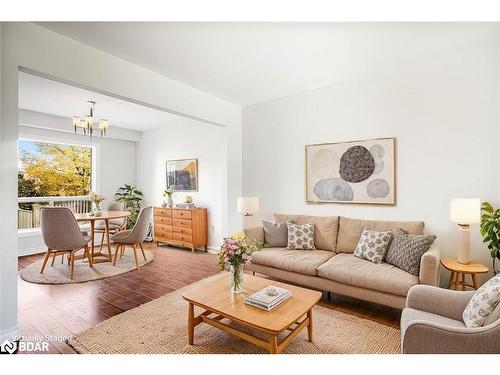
[337,216,425,253]
[274,213,339,251]
[317,253,418,296]
[251,247,334,276]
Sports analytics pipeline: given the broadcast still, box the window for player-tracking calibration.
[17,139,95,229]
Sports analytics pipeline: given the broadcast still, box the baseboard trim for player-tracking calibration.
[207,246,218,255]
[18,246,46,257]
[0,327,19,343]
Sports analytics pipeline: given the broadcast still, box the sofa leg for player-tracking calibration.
[327,291,331,300]
[252,271,255,276]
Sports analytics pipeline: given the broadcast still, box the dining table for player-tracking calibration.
[74,210,131,264]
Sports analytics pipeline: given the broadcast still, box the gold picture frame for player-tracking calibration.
[166,158,199,192]
[305,137,396,205]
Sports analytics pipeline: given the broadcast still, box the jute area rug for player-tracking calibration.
[68,273,401,354]
[20,249,154,285]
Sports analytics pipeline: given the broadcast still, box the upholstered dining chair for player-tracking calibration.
[39,207,93,280]
[401,284,500,353]
[111,206,153,270]
[95,202,127,254]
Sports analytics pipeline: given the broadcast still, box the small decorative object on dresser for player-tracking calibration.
[154,207,208,252]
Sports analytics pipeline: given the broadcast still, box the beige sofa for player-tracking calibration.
[245,214,440,309]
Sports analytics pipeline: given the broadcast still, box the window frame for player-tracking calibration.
[17,136,97,233]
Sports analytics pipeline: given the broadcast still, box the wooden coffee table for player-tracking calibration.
[182,274,322,354]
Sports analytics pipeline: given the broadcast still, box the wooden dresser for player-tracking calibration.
[154,207,208,252]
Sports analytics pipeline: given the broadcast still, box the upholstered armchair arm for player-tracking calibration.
[418,244,440,286]
[244,226,264,245]
[402,315,500,354]
[406,285,475,321]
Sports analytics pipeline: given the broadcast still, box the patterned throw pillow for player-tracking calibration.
[286,222,315,250]
[463,275,500,328]
[384,229,436,276]
[353,230,393,264]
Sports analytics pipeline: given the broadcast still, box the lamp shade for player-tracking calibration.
[237,197,260,216]
[450,198,480,224]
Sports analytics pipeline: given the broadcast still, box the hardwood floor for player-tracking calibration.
[17,243,400,354]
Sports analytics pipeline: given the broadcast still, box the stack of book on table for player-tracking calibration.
[244,286,291,311]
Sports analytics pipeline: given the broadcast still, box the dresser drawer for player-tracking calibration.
[173,218,192,228]
[155,223,172,234]
[172,232,193,244]
[155,233,172,242]
[154,208,172,217]
[172,210,192,219]
[172,226,192,235]
[154,216,172,225]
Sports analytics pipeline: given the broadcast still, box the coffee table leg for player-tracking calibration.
[188,302,195,345]
[269,335,278,354]
[307,309,313,342]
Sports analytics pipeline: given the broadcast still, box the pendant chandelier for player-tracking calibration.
[72,100,109,138]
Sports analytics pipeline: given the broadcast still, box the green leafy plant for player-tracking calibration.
[480,201,500,275]
[115,184,143,229]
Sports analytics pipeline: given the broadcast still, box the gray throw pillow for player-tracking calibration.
[385,229,436,276]
[262,220,289,247]
[353,230,393,264]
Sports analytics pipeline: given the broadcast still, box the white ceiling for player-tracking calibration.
[38,22,496,106]
[18,71,183,132]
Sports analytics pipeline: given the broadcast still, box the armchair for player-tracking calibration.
[401,285,500,353]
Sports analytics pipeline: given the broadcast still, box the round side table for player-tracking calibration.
[441,258,489,290]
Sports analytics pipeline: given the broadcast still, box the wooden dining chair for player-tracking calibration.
[111,206,152,270]
[39,207,93,279]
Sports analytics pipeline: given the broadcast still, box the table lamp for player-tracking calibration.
[450,198,480,264]
[237,197,260,216]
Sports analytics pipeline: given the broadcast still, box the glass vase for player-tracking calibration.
[228,264,244,294]
[92,202,102,217]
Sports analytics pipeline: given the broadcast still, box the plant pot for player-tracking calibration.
[228,264,244,293]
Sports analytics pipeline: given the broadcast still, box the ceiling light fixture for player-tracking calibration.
[72,100,109,138]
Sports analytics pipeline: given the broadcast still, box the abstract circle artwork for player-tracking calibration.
[306,137,395,204]
[339,146,375,183]
[367,179,390,198]
[313,178,354,201]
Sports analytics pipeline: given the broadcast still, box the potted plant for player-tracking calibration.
[88,191,105,217]
[218,234,261,293]
[480,201,500,275]
[115,184,143,229]
[163,185,175,208]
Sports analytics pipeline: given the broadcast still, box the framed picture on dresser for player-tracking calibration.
[166,158,199,192]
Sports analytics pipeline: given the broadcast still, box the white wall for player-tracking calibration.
[136,119,225,250]
[17,110,137,255]
[0,22,242,342]
[242,25,500,286]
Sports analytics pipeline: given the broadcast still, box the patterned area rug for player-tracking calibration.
[20,249,154,284]
[68,273,401,354]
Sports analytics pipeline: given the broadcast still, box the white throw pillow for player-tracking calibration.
[286,222,315,250]
[353,229,393,264]
[463,275,500,328]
